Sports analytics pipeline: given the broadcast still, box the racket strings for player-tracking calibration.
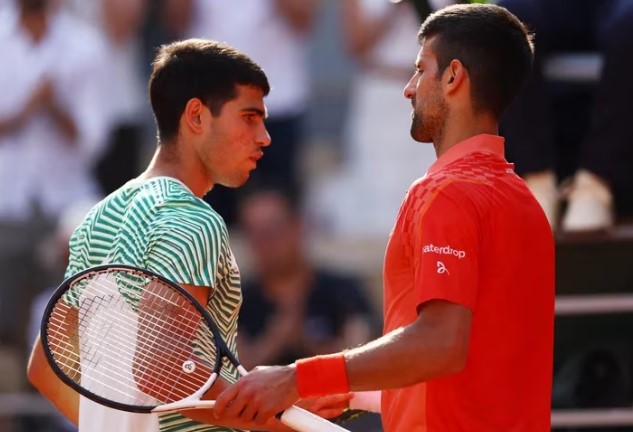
[49,283,211,389]
[46,270,219,406]
[48,325,197,405]
[48,302,204,404]
[58,274,213,400]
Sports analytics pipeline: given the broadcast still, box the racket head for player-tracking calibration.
[41,264,226,413]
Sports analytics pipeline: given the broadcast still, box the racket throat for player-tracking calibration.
[151,372,218,413]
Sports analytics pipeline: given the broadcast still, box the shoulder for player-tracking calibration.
[136,178,227,243]
[408,153,502,213]
[150,178,225,221]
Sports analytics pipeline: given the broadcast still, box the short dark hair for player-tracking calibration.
[419,4,534,117]
[149,39,270,143]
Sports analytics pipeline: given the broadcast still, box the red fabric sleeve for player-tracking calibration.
[412,183,481,312]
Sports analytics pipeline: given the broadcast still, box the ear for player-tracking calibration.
[182,98,206,135]
[444,59,467,96]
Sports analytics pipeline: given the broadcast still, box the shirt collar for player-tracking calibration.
[427,134,505,175]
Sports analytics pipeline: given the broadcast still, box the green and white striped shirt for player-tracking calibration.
[67,177,244,432]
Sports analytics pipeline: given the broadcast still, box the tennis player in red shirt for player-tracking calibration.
[215,4,555,431]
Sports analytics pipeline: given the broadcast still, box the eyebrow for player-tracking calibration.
[241,107,267,119]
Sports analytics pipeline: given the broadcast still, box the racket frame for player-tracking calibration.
[41,264,228,413]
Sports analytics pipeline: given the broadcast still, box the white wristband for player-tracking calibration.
[349,391,381,413]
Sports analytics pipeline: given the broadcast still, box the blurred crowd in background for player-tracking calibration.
[1,0,633,431]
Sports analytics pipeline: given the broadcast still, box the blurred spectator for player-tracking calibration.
[179,0,320,225]
[67,0,150,194]
[499,0,633,232]
[308,0,436,239]
[0,0,107,360]
[94,0,149,194]
[236,182,377,370]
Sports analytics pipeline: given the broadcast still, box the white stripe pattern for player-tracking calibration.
[66,177,243,432]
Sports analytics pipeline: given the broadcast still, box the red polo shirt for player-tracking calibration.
[382,134,555,431]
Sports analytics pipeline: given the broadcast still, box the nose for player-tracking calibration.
[257,126,271,147]
[403,75,416,100]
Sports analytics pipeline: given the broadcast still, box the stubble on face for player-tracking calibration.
[410,77,448,144]
[201,129,251,189]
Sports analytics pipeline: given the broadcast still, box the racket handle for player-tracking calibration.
[153,401,351,431]
[152,400,216,412]
[279,406,351,432]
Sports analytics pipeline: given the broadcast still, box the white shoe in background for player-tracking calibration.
[525,170,559,230]
[561,170,614,232]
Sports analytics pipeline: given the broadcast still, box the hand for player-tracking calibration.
[214,365,299,425]
[295,393,353,419]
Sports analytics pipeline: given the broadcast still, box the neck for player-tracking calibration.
[433,111,498,158]
[139,143,212,198]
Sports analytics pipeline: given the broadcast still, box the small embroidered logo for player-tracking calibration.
[437,261,449,275]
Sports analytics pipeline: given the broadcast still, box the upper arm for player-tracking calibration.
[181,283,212,306]
[412,299,473,373]
[412,183,482,312]
[144,206,227,291]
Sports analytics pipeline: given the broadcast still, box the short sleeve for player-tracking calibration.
[412,183,481,312]
[144,205,226,288]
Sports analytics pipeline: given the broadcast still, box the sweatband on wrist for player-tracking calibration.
[295,354,350,398]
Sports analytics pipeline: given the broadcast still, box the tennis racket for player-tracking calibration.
[41,264,350,432]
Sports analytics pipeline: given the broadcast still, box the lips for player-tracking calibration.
[250,152,263,163]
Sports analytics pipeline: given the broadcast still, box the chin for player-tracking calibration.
[411,128,430,143]
[226,173,250,188]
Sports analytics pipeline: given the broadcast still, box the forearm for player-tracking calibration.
[27,337,79,425]
[344,318,468,391]
[297,302,471,394]
[211,302,471,421]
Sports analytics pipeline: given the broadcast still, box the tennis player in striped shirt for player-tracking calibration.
[27,39,347,432]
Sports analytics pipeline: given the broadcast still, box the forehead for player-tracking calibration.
[416,36,439,66]
[224,84,267,111]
